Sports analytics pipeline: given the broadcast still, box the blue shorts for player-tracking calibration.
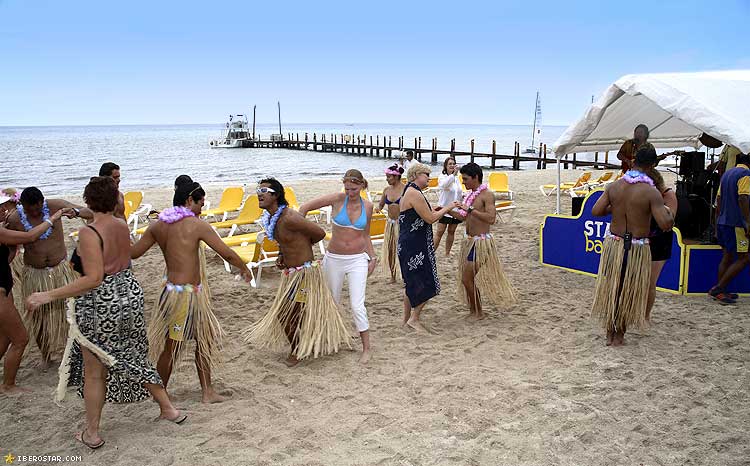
[467,245,476,262]
[717,225,749,253]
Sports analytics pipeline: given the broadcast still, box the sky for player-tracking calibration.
[0,0,748,126]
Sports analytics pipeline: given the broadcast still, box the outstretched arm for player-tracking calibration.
[409,191,457,224]
[299,193,340,216]
[55,199,94,220]
[131,225,157,259]
[0,209,63,245]
[199,222,252,282]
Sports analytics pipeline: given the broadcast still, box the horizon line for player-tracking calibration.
[0,121,571,129]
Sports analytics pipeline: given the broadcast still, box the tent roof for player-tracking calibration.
[553,70,750,156]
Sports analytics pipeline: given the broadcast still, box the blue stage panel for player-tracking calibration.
[685,246,750,295]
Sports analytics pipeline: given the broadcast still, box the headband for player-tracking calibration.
[342,176,364,184]
[384,167,403,176]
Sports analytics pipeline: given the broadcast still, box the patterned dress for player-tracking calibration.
[398,183,441,307]
[66,269,163,403]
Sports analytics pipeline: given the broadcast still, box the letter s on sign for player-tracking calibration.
[584,221,594,237]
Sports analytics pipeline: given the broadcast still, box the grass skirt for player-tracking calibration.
[591,235,651,331]
[381,218,401,282]
[56,269,162,404]
[10,250,23,312]
[21,260,75,357]
[147,280,223,372]
[242,262,351,360]
[457,234,517,309]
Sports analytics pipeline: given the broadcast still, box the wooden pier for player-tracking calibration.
[239,133,620,171]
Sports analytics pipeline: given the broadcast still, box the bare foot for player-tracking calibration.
[466,313,486,322]
[201,389,227,404]
[406,319,428,333]
[0,384,31,395]
[76,429,105,449]
[358,350,372,364]
[612,331,625,347]
[284,354,300,367]
[606,330,614,346]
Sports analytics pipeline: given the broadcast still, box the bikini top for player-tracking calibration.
[70,226,104,276]
[333,196,367,230]
[384,195,401,205]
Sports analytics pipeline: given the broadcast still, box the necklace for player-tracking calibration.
[17,201,53,240]
[158,206,196,224]
[457,183,488,216]
[261,204,286,241]
[623,170,654,187]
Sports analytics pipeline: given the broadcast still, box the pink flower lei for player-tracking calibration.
[623,170,654,186]
[158,206,196,224]
[457,183,488,216]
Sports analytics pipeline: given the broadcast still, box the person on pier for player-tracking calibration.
[243,178,350,367]
[1,194,65,394]
[448,163,516,321]
[590,147,674,346]
[398,163,459,332]
[375,164,404,283]
[5,187,93,368]
[433,157,463,256]
[131,181,251,403]
[299,169,377,364]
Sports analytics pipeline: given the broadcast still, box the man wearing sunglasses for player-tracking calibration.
[132,181,251,403]
[243,178,350,367]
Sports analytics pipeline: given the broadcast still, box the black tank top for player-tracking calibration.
[0,244,12,293]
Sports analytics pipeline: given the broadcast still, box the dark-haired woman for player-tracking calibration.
[433,157,463,255]
[0,194,64,393]
[27,176,184,450]
[376,164,404,283]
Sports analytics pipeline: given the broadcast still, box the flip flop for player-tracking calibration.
[158,414,188,424]
[77,431,105,450]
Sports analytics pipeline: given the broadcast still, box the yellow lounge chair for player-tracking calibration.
[209,194,263,236]
[200,186,245,221]
[539,172,592,197]
[570,171,615,197]
[495,200,517,223]
[223,232,280,287]
[285,187,331,223]
[369,216,386,246]
[488,172,513,200]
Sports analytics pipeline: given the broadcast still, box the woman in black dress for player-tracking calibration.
[398,163,459,332]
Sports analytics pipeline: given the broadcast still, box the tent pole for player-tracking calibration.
[556,158,561,214]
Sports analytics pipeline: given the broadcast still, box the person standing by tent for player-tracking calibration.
[616,124,655,173]
[591,147,674,346]
[709,152,750,304]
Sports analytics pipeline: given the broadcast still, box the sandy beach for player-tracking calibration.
[2,168,748,466]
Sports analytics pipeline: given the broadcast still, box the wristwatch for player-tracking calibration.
[73,208,81,217]
[468,206,475,213]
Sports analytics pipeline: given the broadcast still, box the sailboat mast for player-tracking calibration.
[277,101,282,140]
[252,105,256,140]
[530,91,539,148]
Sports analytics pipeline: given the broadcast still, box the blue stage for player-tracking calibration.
[539,190,750,296]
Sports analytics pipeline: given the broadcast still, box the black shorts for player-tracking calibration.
[650,230,674,262]
[438,216,462,225]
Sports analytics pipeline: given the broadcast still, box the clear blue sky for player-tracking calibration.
[1,0,748,126]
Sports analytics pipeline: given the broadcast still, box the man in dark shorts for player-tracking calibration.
[709,152,750,304]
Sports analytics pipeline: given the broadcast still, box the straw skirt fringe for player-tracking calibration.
[242,265,350,360]
[148,282,223,372]
[10,251,24,312]
[591,236,651,331]
[457,235,517,309]
[21,260,75,356]
[381,219,401,282]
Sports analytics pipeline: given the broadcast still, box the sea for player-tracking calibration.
[1,123,567,196]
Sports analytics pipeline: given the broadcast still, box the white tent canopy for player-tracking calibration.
[554,70,750,156]
[550,70,750,213]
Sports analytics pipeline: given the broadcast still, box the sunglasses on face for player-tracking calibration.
[256,187,276,194]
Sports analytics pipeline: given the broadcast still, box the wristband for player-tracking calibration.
[45,219,54,228]
[73,208,81,217]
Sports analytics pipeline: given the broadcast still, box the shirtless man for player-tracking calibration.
[5,187,92,366]
[99,162,125,220]
[591,147,674,346]
[243,178,350,367]
[131,181,251,403]
[449,163,516,321]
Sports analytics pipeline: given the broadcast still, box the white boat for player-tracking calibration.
[523,92,543,154]
[209,114,252,148]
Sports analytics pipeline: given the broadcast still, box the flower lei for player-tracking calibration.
[17,201,53,240]
[457,183,488,216]
[261,204,287,241]
[623,170,655,187]
[158,206,196,224]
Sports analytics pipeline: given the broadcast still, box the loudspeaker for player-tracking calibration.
[679,152,706,176]
[675,192,711,239]
[572,196,585,216]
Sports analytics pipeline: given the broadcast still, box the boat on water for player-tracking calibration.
[209,114,252,148]
[523,91,543,154]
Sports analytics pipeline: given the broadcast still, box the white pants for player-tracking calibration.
[322,252,369,332]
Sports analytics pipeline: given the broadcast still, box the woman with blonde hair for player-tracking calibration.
[375,164,404,283]
[398,163,459,332]
[300,169,376,364]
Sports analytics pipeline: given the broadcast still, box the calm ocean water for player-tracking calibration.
[1,123,566,196]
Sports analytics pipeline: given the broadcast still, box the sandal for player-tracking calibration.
[77,430,105,450]
[157,413,188,424]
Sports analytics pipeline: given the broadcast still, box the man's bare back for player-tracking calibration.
[148,217,206,285]
[274,209,325,268]
[597,180,666,238]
